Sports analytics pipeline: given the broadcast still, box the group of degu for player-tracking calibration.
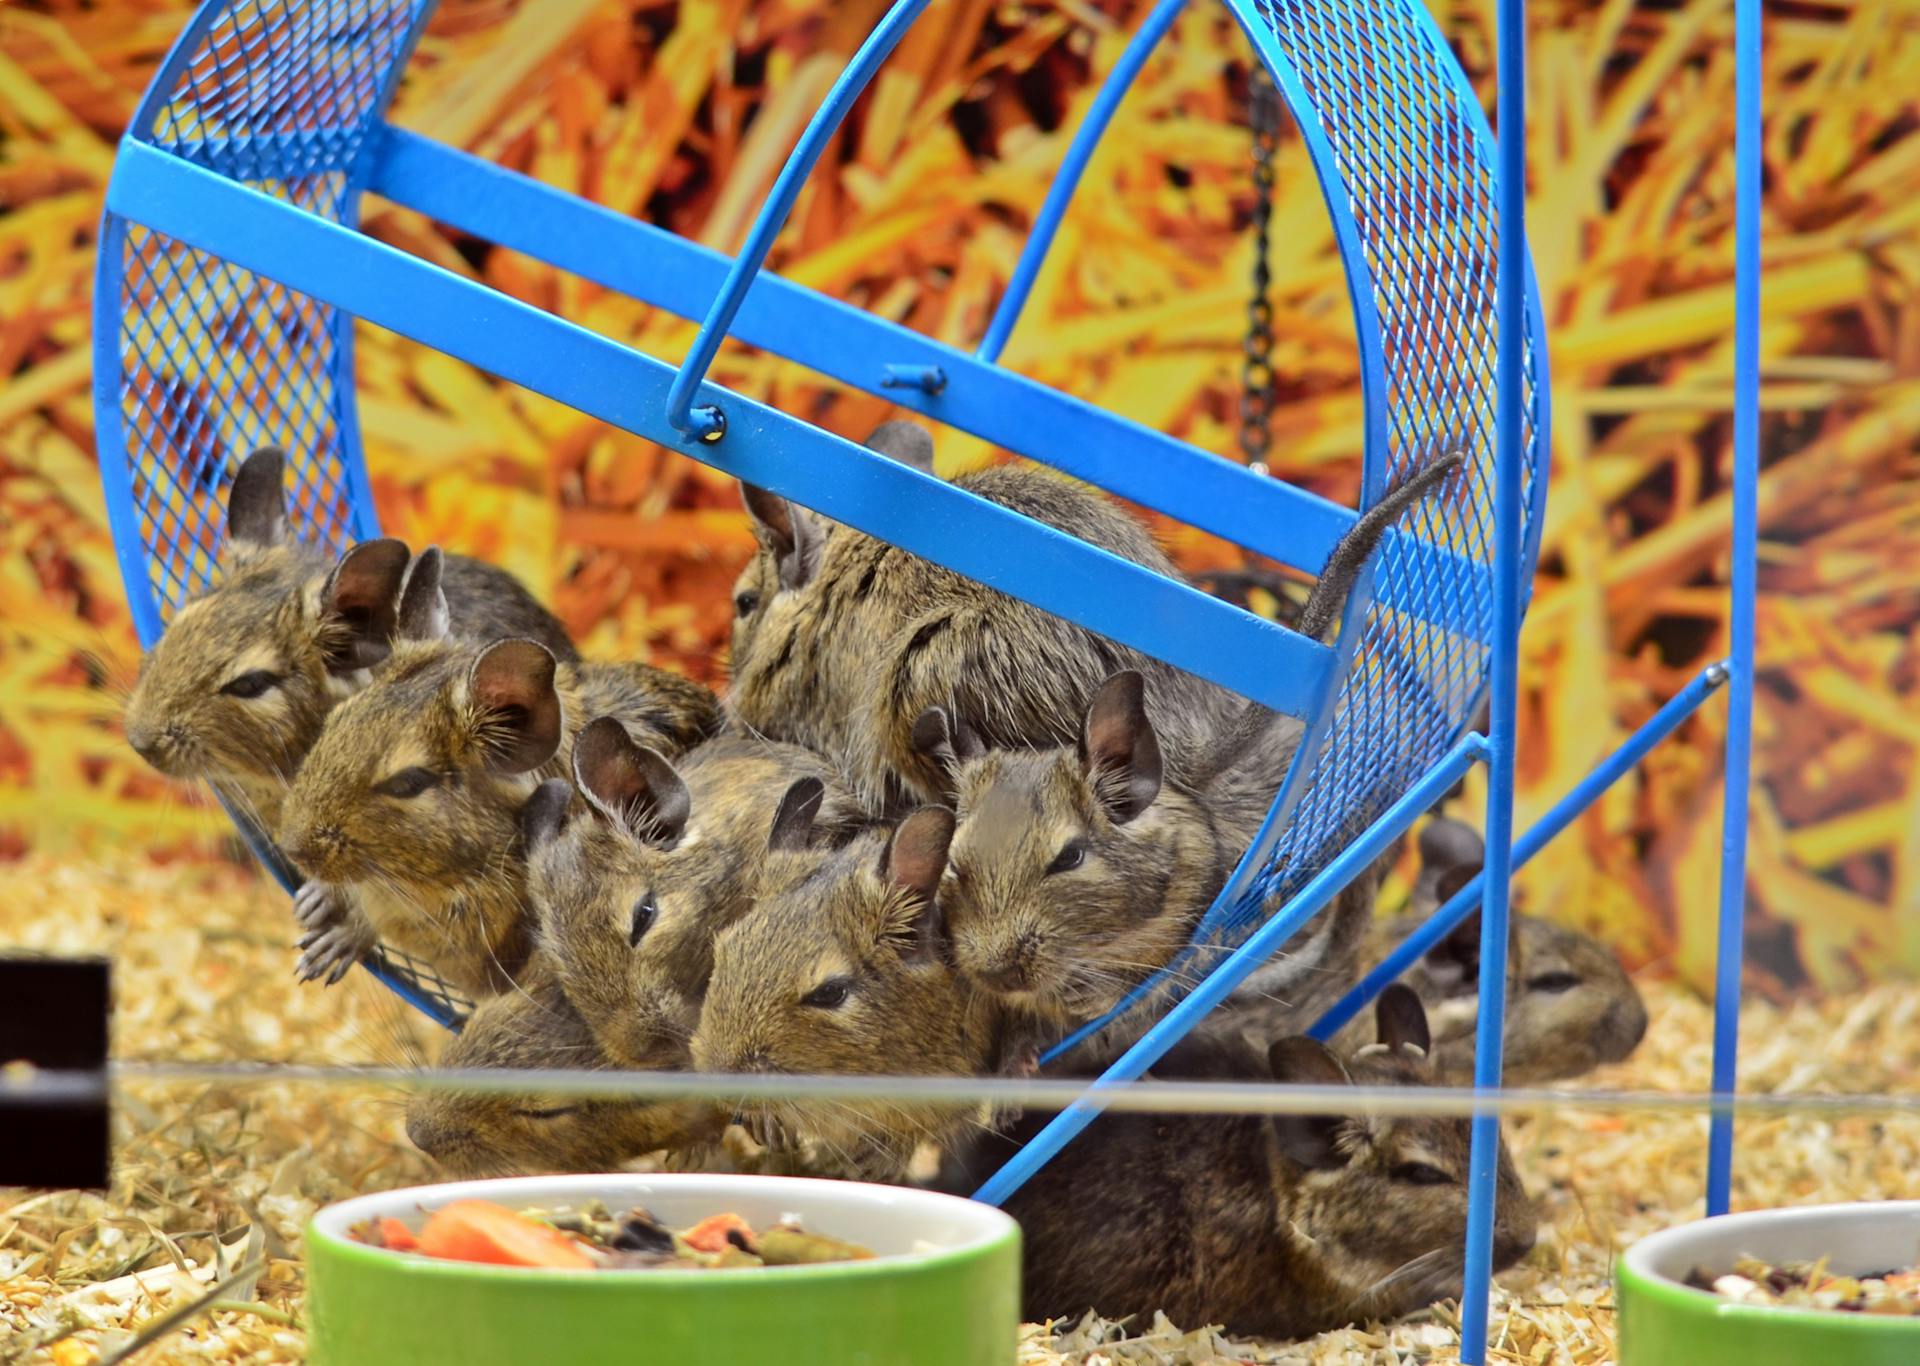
[124,426,1646,1339]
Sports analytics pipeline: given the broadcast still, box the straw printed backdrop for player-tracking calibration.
[1,0,1915,994]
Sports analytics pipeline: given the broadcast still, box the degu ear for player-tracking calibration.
[862,419,936,474]
[226,446,288,550]
[1374,983,1432,1056]
[520,778,575,854]
[1079,671,1162,823]
[910,706,985,771]
[879,807,955,960]
[768,777,826,853]
[1418,816,1485,873]
[318,538,411,674]
[397,546,451,643]
[740,485,824,591]
[466,638,563,774]
[571,716,690,846]
[1424,909,1482,994]
[1266,1036,1354,1171]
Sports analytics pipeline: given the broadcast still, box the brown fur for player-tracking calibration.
[1356,910,1648,1084]
[124,449,576,841]
[928,672,1371,1061]
[404,958,721,1178]
[1001,989,1537,1339]
[278,626,718,997]
[1258,817,1647,1082]
[690,813,1008,1181]
[528,732,868,1070]
[912,451,1466,1051]
[728,458,1242,814]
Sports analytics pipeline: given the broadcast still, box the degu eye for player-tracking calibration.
[375,766,442,799]
[1527,971,1581,994]
[801,979,851,1010]
[220,669,282,699]
[734,590,761,619]
[1045,840,1087,876]
[510,1105,578,1121]
[1390,1161,1454,1187]
[629,891,658,947]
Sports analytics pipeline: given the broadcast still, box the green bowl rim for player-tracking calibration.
[306,1172,1020,1286]
[1617,1200,1920,1333]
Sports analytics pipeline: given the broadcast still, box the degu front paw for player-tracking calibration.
[293,878,348,930]
[294,913,379,986]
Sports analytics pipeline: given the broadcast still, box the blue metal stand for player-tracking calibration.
[1708,0,1763,1219]
[1458,0,1528,1350]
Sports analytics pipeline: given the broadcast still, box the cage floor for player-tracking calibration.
[3,850,1916,1365]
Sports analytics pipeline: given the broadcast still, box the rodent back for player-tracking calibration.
[728,456,1243,811]
[1004,989,1535,1338]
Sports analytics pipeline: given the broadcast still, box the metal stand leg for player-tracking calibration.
[1459,0,1527,1355]
[1310,661,1729,1043]
[1708,0,1763,1219]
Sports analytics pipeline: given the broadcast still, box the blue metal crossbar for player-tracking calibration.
[1708,0,1764,1219]
[665,0,934,439]
[366,127,1483,608]
[972,732,1488,1207]
[1309,661,1732,1043]
[107,140,1335,719]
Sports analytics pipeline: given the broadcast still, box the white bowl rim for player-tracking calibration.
[1622,1200,1920,1295]
[309,1172,1018,1276]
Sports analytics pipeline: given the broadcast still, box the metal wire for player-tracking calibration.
[83,1060,1920,1125]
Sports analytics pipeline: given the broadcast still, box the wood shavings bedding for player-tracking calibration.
[7,851,1920,1364]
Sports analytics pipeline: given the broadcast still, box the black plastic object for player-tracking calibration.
[0,955,111,1189]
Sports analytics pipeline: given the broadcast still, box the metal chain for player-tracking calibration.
[1239,67,1280,476]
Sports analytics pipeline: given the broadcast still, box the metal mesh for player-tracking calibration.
[104,0,468,1026]
[1201,0,1548,941]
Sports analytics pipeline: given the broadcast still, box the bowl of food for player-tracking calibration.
[305,1173,1020,1366]
[1617,1201,1920,1366]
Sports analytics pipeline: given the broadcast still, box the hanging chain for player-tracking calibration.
[1239,67,1280,476]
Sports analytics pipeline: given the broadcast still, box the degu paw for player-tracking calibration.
[293,879,348,930]
[294,916,378,986]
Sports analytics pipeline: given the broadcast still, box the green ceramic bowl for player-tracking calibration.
[306,1173,1020,1366]
[1617,1201,1920,1366]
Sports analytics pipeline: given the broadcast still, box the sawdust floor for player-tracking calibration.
[3,851,1918,1364]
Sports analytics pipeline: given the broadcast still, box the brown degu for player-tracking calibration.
[124,447,576,840]
[728,421,1243,814]
[524,724,867,1070]
[404,958,721,1178]
[1000,985,1538,1340]
[921,670,1319,1050]
[911,452,1468,1057]
[690,801,1007,1182]
[279,551,720,996]
[1354,817,1648,1084]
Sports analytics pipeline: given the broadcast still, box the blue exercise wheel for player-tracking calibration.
[92,0,1550,1184]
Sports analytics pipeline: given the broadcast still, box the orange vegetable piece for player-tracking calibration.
[379,1218,420,1252]
[682,1212,756,1255]
[415,1200,595,1270]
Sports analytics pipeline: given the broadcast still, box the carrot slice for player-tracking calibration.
[415,1200,595,1269]
[682,1212,756,1255]
[378,1217,420,1252]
